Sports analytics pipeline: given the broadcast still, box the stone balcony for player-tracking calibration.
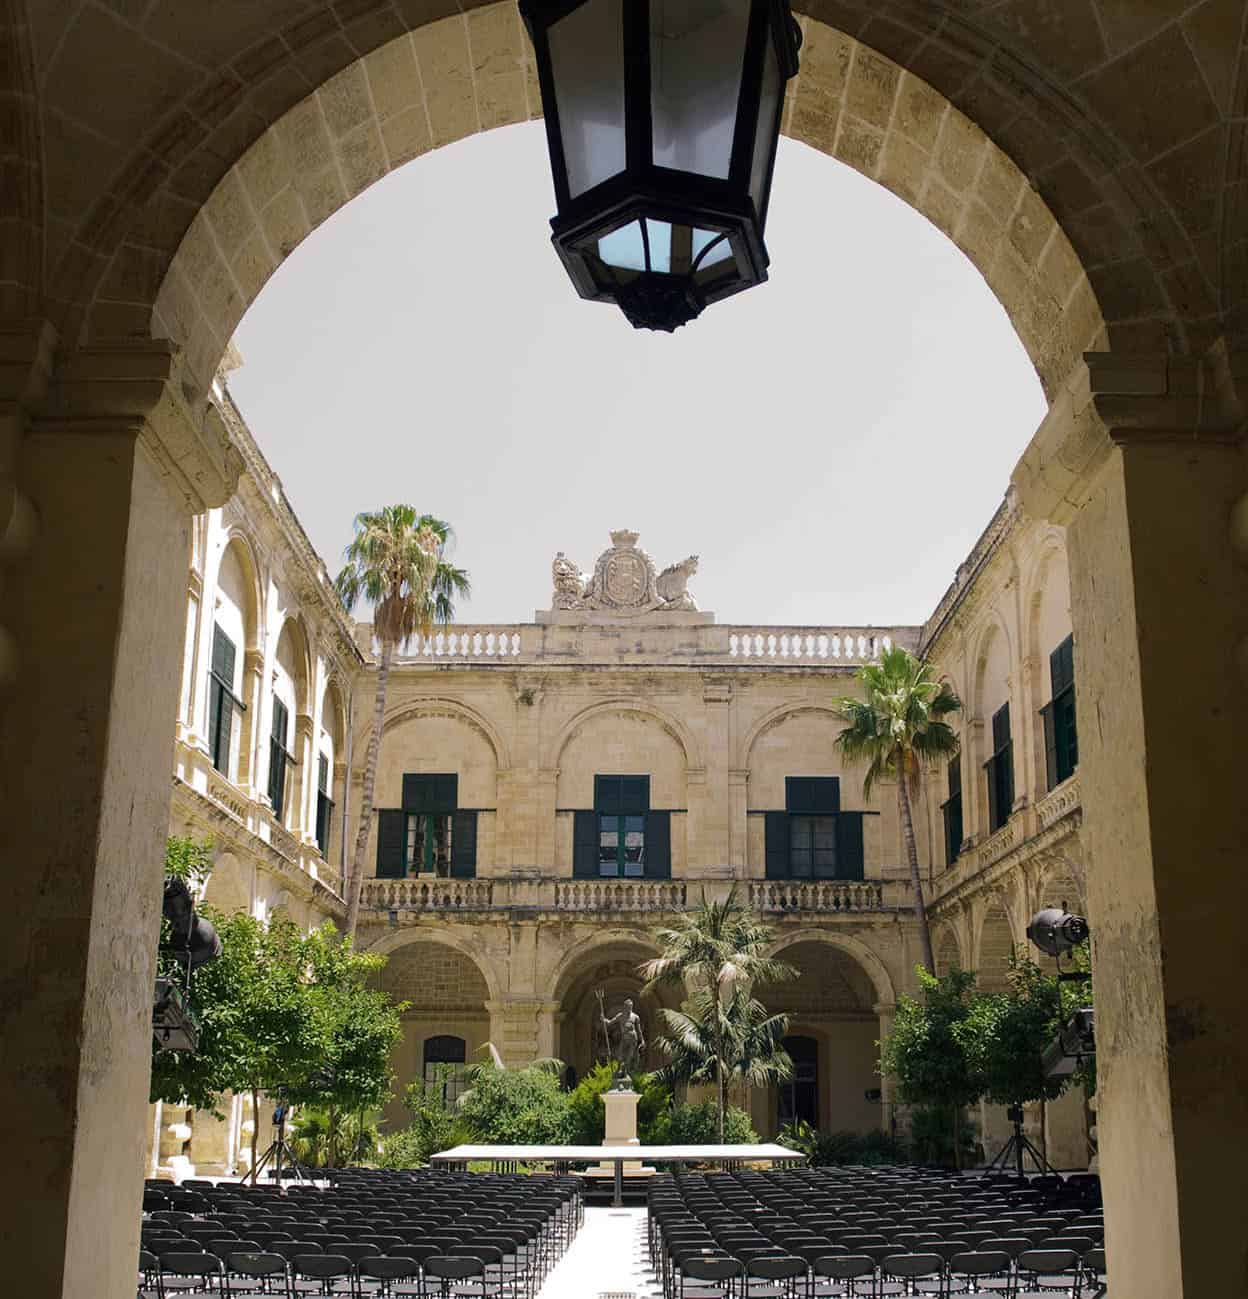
[359,873,910,918]
[172,735,346,911]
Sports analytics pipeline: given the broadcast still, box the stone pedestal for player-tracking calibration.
[597,1088,642,1172]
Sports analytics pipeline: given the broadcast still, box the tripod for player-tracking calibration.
[984,1105,1057,1178]
[250,1097,313,1186]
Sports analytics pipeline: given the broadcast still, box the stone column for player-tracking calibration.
[294,711,314,838]
[1014,349,1248,1299]
[0,331,241,1299]
[874,1003,897,1138]
[237,647,263,789]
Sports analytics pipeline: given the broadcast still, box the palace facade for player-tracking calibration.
[152,370,1087,1178]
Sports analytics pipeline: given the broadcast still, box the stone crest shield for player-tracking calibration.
[546,530,700,617]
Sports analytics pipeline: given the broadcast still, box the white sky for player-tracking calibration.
[230,121,1046,629]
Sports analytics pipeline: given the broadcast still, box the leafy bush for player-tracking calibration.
[397,1066,468,1165]
[651,1100,757,1146]
[778,1120,908,1167]
[908,1104,978,1167]
[455,1061,572,1144]
[375,1125,432,1171]
[565,1063,673,1145]
[289,1108,380,1168]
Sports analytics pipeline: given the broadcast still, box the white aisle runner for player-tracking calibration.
[537,1207,663,1299]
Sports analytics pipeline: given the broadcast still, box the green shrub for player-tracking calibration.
[908,1104,977,1167]
[455,1061,572,1144]
[396,1066,467,1165]
[566,1063,673,1145]
[652,1100,757,1146]
[375,1125,430,1170]
[289,1108,380,1168]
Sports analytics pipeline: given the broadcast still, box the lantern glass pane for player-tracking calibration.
[650,0,750,179]
[749,33,783,218]
[549,0,627,198]
[692,228,733,268]
[598,220,646,271]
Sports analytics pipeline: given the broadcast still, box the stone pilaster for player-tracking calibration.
[1016,348,1248,1299]
[0,331,243,1299]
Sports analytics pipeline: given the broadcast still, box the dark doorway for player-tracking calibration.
[423,1034,467,1104]
[779,1035,819,1128]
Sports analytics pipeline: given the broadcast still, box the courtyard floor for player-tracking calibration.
[538,1207,661,1299]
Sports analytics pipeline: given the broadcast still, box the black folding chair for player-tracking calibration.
[1015,1248,1082,1297]
[224,1251,293,1297]
[424,1255,485,1299]
[357,1256,423,1298]
[158,1251,226,1295]
[290,1254,355,1297]
[811,1254,875,1299]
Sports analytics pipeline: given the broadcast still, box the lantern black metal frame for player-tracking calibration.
[519,0,801,331]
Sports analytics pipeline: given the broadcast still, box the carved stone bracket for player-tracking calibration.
[35,337,244,513]
[1015,348,1247,526]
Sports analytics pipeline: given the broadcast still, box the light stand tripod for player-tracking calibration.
[249,1090,313,1186]
[984,1104,1057,1177]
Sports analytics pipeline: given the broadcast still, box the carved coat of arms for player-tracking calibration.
[551,530,698,615]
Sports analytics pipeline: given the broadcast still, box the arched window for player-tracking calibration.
[778,1035,819,1129]
[423,1034,467,1104]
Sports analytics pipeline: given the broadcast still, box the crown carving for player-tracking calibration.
[609,528,640,548]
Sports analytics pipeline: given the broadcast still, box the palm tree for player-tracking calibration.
[334,508,469,941]
[642,886,796,1142]
[833,645,961,975]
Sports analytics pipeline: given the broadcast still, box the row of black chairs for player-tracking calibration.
[139,1168,583,1298]
[648,1165,1107,1298]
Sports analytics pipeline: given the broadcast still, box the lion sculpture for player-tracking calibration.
[656,555,699,610]
[551,551,588,609]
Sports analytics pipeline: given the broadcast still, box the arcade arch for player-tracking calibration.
[976,896,1016,994]
[372,935,493,1132]
[756,938,885,1139]
[550,934,674,1086]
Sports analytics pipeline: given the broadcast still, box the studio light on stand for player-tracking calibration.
[1026,906,1095,1080]
[153,875,222,1053]
[519,0,802,331]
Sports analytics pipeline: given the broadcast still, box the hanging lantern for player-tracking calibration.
[519,0,801,332]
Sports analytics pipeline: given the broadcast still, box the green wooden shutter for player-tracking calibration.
[1041,701,1058,791]
[211,623,236,687]
[764,812,789,879]
[835,812,865,879]
[437,774,459,812]
[594,775,620,815]
[621,775,650,815]
[645,811,671,878]
[785,777,839,813]
[268,698,288,814]
[573,811,599,877]
[450,810,477,878]
[376,809,406,878]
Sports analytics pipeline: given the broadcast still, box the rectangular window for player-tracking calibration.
[942,756,963,867]
[268,697,296,821]
[984,702,1014,833]
[594,776,649,878]
[1041,634,1078,790]
[207,624,243,776]
[376,773,477,879]
[405,812,453,876]
[315,753,333,858]
[573,777,670,879]
[764,777,863,880]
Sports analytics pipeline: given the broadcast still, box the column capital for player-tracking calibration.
[31,338,243,513]
[1015,348,1247,525]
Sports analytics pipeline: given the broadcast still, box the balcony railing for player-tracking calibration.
[555,879,687,913]
[359,874,904,916]
[748,880,900,913]
[376,622,919,667]
[364,877,496,911]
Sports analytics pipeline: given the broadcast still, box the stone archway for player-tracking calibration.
[549,932,675,1086]
[131,7,1115,402]
[756,937,885,1139]
[371,933,494,1132]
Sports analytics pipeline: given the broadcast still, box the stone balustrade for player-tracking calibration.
[381,622,918,667]
[360,874,902,916]
[554,879,688,913]
[748,879,900,913]
[727,630,893,662]
[362,877,495,910]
